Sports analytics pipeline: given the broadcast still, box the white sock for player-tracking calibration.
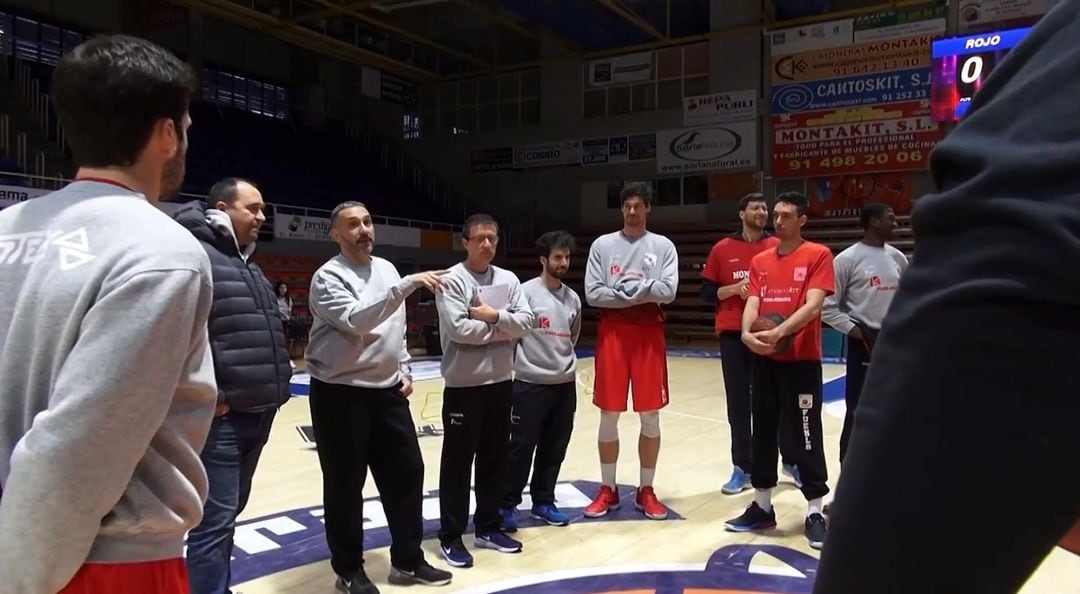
[640,467,655,487]
[808,498,824,517]
[754,488,773,513]
[601,463,617,489]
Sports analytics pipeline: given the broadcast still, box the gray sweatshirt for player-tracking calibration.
[306,254,419,388]
[514,278,582,385]
[0,181,217,594]
[585,230,679,323]
[436,262,534,388]
[822,241,910,333]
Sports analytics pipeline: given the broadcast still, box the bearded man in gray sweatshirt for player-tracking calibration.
[435,213,534,568]
[306,201,453,594]
[0,36,216,594]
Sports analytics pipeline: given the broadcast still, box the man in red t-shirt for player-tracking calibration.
[723,192,834,551]
[701,194,801,495]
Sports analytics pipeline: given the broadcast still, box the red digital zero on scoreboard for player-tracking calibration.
[770,100,944,178]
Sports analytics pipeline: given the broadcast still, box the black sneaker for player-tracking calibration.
[389,558,453,587]
[805,512,827,549]
[724,502,778,532]
[336,568,380,594]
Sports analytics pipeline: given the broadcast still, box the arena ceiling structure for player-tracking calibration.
[168,0,907,82]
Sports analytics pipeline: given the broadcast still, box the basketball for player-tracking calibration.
[750,313,793,354]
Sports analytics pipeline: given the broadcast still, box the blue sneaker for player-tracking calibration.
[531,503,570,526]
[724,502,777,532]
[499,506,518,532]
[439,539,473,568]
[721,466,751,495]
[475,531,523,553]
[782,464,803,488]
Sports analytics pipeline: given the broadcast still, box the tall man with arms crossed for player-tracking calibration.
[816,1,1080,589]
[583,182,679,521]
[0,36,217,594]
[821,202,907,464]
[499,230,582,530]
[436,214,534,568]
[306,201,453,593]
[724,192,834,550]
[700,193,802,495]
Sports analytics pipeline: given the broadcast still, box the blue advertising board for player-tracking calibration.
[771,67,932,113]
[931,27,1033,59]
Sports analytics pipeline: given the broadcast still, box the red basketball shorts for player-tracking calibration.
[592,318,669,412]
[59,559,189,594]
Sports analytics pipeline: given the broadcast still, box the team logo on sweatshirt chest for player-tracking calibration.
[793,266,808,281]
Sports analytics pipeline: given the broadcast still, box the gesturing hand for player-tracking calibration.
[410,270,449,292]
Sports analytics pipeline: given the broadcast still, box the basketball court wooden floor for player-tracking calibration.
[227,355,1079,593]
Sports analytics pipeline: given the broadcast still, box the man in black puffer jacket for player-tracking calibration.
[174,178,291,594]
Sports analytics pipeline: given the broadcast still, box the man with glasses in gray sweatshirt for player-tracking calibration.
[436,213,534,568]
[306,201,453,594]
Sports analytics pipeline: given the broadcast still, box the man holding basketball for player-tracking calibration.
[724,192,834,550]
[701,193,801,495]
[583,181,679,521]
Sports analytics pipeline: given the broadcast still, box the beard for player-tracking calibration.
[160,149,186,200]
[546,265,568,279]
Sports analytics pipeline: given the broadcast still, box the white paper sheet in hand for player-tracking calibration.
[477,284,510,310]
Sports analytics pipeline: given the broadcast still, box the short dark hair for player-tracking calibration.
[208,177,257,206]
[775,191,809,216]
[330,201,368,225]
[738,192,768,212]
[52,35,197,168]
[620,181,654,207]
[535,230,576,258]
[860,202,892,229]
[463,213,498,239]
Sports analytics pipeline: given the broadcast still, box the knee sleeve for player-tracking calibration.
[639,411,661,438]
[598,411,621,442]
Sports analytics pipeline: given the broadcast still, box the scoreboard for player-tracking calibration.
[930,27,1033,122]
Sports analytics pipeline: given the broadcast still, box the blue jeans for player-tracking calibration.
[186,410,276,594]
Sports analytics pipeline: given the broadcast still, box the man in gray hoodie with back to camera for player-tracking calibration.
[0,35,216,594]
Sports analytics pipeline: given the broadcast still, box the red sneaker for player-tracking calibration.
[635,486,668,520]
[583,485,621,517]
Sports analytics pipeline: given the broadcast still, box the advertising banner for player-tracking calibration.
[274,214,332,241]
[587,52,652,87]
[470,147,513,172]
[772,68,931,114]
[683,90,757,126]
[853,2,948,42]
[628,134,657,161]
[768,18,855,57]
[582,139,610,165]
[771,35,935,84]
[958,0,1059,31]
[807,172,913,217]
[0,184,50,209]
[657,121,757,175]
[771,101,943,177]
[513,141,582,169]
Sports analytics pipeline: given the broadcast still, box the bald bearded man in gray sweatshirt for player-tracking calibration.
[306,201,453,594]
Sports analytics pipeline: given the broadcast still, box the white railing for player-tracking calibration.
[0,170,463,232]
